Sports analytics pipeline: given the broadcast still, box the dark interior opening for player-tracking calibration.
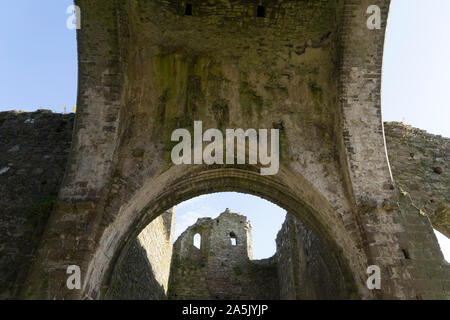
[402,249,411,260]
[257,5,266,18]
[185,3,193,16]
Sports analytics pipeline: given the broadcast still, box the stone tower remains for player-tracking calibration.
[168,209,279,300]
[168,208,358,300]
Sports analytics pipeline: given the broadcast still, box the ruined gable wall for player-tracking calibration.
[168,211,279,300]
[168,218,215,300]
[384,122,449,238]
[384,122,450,299]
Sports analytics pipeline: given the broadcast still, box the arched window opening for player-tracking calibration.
[193,233,201,249]
[230,232,237,246]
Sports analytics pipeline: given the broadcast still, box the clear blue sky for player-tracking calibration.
[0,1,448,261]
[0,0,77,112]
[383,0,450,137]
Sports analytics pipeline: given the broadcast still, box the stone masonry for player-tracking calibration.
[0,111,449,299]
[385,123,449,238]
[103,208,175,300]
[168,209,279,300]
[168,208,358,300]
[1,0,450,300]
[276,213,356,299]
[0,111,74,299]
[0,111,450,299]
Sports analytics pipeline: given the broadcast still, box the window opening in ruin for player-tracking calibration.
[402,249,410,260]
[194,233,201,249]
[185,3,193,16]
[257,6,266,18]
[230,232,237,246]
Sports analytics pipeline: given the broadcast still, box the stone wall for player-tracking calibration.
[0,111,448,299]
[102,209,175,300]
[0,111,74,299]
[396,190,450,299]
[276,214,356,300]
[384,123,449,299]
[385,122,449,238]
[168,209,279,300]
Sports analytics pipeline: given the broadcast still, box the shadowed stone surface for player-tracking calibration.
[276,213,355,299]
[0,111,74,299]
[103,209,175,300]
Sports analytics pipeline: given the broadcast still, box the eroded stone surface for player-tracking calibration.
[385,122,449,238]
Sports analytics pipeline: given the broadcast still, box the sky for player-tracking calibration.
[382,0,450,138]
[0,0,77,112]
[0,1,448,261]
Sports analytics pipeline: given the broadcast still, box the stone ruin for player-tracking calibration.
[105,208,369,300]
[1,0,450,300]
[1,111,448,299]
[168,209,354,300]
[169,209,279,300]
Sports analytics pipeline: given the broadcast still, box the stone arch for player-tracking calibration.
[21,0,449,301]
[82,164,363,299]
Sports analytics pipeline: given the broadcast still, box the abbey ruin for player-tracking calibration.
[167,209,352,300]
[169,209,279,300]
[0,111,448,299]
[0,0,449,300]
